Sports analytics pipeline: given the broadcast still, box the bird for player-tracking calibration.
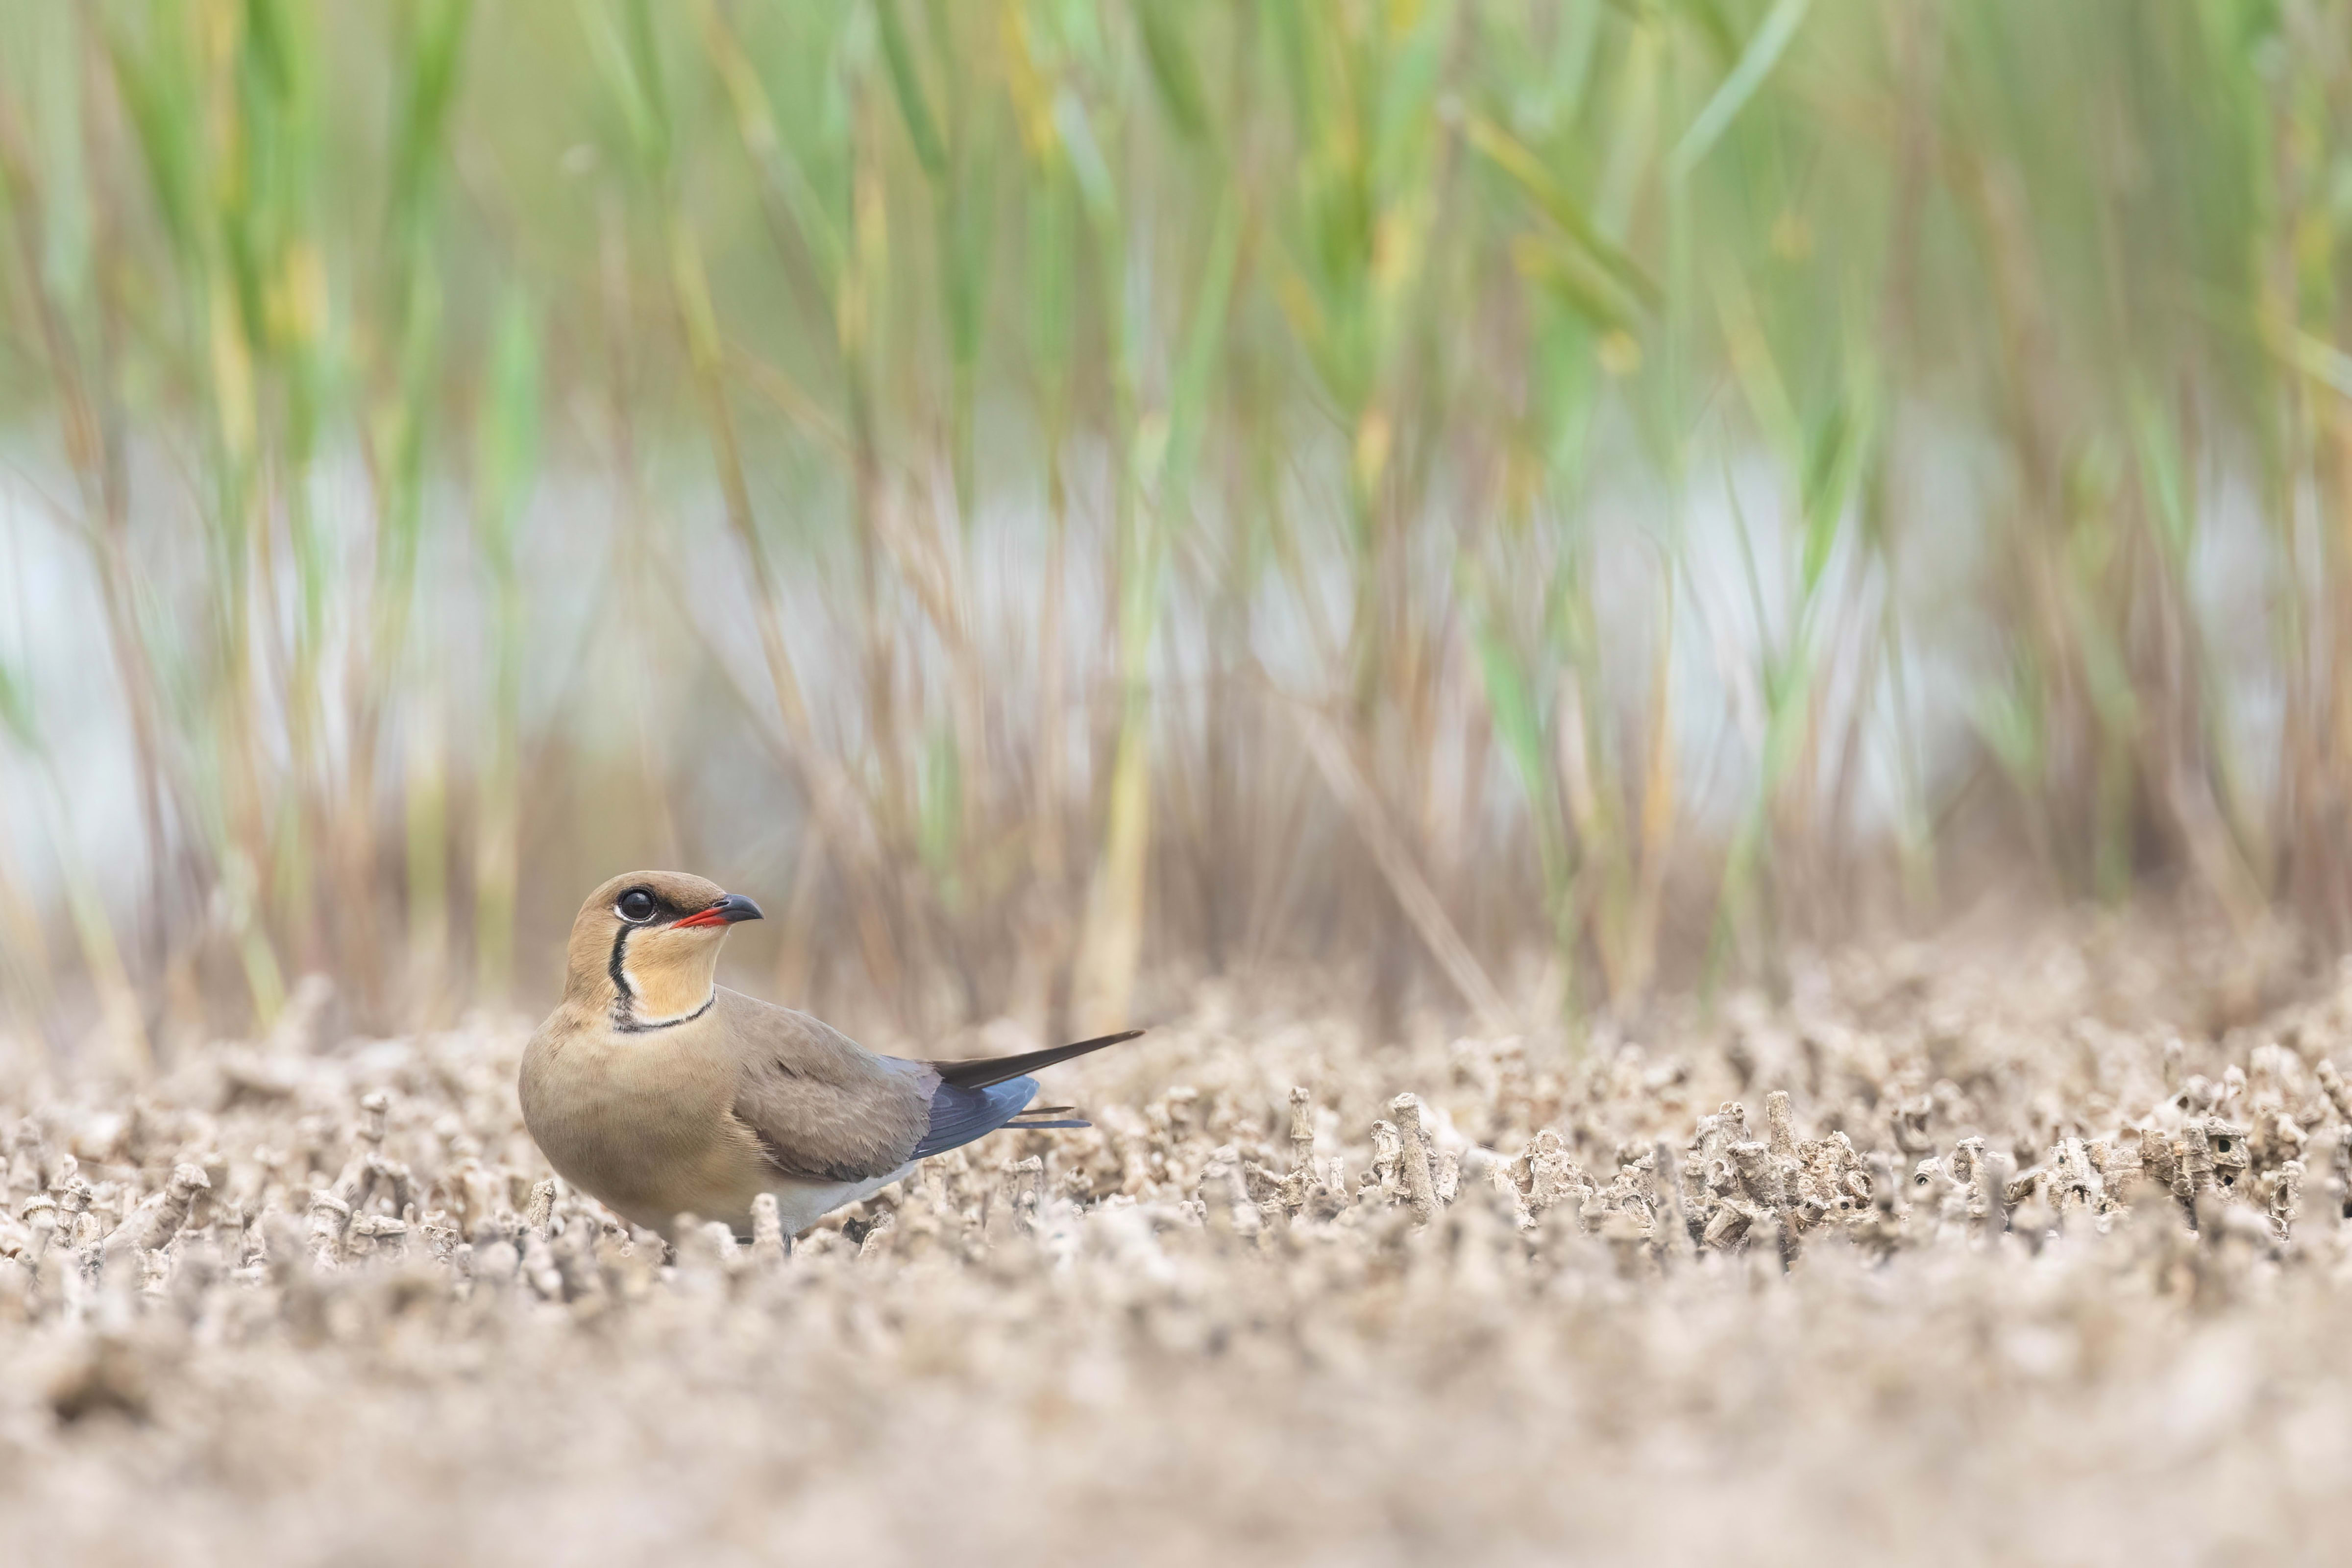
[518,870,1143,1241]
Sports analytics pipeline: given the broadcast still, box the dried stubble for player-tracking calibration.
[6,922,2352,1565]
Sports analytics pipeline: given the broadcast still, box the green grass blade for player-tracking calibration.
[1670,0,1813,181]
[875,0,947,178]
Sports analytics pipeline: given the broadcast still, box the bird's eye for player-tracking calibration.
[616,889,658,924]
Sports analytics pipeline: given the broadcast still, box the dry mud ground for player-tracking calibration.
[4,916,2351,1567]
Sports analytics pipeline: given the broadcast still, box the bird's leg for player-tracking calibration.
[749,1192,790,1265]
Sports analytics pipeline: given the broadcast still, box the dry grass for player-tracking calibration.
[9,3,2352,1051]
[5,913,2350,1566]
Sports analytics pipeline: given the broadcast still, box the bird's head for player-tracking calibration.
[563,870,763,1030]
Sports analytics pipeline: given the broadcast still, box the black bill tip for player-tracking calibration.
[677,892,764,929]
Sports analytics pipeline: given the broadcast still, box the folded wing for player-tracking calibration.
[723,990,934,1182]
[912,1078,1037,1159]
[725,994,1143,1180]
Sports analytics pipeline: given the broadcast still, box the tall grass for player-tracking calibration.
[0,0,2344,1051]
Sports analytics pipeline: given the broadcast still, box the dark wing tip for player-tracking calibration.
[932,1028,1149,1090]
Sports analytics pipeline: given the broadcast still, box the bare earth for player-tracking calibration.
[4,917,2348,1567]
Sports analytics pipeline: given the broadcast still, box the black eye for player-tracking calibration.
[616,889,658,924]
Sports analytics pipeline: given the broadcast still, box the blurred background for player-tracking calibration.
[0,0,2342,1064]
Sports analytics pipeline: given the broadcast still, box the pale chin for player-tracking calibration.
[617,955,718,1029]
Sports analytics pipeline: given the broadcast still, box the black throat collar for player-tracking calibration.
[606,926,715,1033]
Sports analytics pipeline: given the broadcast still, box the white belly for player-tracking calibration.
[768,1163,918,1237]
